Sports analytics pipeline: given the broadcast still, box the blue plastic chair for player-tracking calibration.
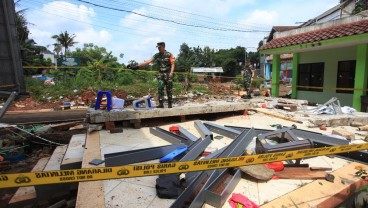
[95,91,112,111]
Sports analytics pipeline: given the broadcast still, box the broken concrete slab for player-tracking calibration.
[88,101,251,123]
[303,112,368,128]
[239,164,275,181]
[332,129,355,141]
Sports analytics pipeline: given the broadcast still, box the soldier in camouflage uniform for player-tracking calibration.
[130,42,175,108]
[243,64,254,99]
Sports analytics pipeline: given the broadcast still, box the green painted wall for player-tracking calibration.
[298,46,356,106]
[292,53,299,99]
[271,54,280,96]
[354,44,368,111]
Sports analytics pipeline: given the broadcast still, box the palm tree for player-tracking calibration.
[15,9,31,43]
[51,31,78,58]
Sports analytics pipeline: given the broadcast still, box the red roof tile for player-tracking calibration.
[259,19,368,51]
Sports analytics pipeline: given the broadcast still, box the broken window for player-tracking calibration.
[336,60,356,94]
[297,62,324,92]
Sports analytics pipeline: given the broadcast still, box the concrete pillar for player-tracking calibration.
[271,54,280,97]
[292,53,299,99]
[353,44,368,111]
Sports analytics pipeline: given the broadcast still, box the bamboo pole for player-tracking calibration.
[253,108,303,124]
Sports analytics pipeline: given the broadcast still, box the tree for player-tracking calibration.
[51,43,62,58]
[176,43,215,71]
[176,43,194,72]
[69,43,121,67]
[51,31,78,57]
[15,8,30,43]
[213,47,244,76]
[15,6,51,70]
[248,51,260,67]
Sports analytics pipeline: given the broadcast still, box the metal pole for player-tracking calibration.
[244,47,247,67]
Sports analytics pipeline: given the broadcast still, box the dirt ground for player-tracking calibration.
[5,83,291,111]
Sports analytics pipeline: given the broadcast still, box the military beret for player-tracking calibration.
[156,42,165,47]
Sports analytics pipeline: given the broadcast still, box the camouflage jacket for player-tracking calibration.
[243,67,253,80]
[153,51,175,72]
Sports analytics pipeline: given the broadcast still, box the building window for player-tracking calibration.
[336,60,356,94]
[297,63,324,92]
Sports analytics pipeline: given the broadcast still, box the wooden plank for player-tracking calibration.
[61,134,86,170]
[2,109,87,124]
[76,132,105,208]
[275,167,327,179]
[35,145,69,202]
[261,162,368,208]
[8,157,50,207]
[317,179,368,208]
[50,121,82,131]
[43,145,68,171]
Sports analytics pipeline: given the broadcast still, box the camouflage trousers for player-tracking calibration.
[157,72,173,103]
[243,77,251,90]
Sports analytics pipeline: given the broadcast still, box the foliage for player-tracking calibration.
[15,8,30,43]
[51,31,78,56]
[352,0,367,15]
[213,46,244,77]
[248,51,260,67]
[70,43,121,67]
[175,43,215,72]
[15,7,51,69]
[191,84,211,94]
[251,77,264,89]
[232,75,243,90]
[25,69,189,102]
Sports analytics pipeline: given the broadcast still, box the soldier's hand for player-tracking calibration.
[127,64,139,70]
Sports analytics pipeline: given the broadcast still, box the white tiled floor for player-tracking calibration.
[97,114,359,208]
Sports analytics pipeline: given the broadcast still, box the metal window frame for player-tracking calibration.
[177,125,199,144]
[170,128,255,208]
[150,127,192,145]
[104,143,186,167]
[225,124,368,165]
[195,121,213,140]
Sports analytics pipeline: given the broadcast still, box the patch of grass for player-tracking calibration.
[191,84,211,94]
[25,69,213,102]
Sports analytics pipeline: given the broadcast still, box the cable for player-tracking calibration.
[23,0,253,42]
[3,124,66,146]
[23,5,262,47]
[0,145,29,154]
[75,0,268,32]
[94,0,270,31]
[18,0,265,51]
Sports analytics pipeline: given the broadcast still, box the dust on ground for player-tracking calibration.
[5,82,291,111]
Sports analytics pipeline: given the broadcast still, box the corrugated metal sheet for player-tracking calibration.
[191,67,224,73]
[0,0,25,93]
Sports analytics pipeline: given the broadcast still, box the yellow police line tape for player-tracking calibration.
[1,143,367,189]
[22,66,241,79]
[271,83,368,91]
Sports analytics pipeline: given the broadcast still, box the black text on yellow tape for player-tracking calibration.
[1,143,367,189]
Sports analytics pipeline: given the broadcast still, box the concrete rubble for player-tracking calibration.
[2,97,368,208]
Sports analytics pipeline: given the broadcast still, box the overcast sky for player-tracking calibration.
[17,0,339,64]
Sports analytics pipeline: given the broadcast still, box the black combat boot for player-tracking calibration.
[157,101,164,108]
